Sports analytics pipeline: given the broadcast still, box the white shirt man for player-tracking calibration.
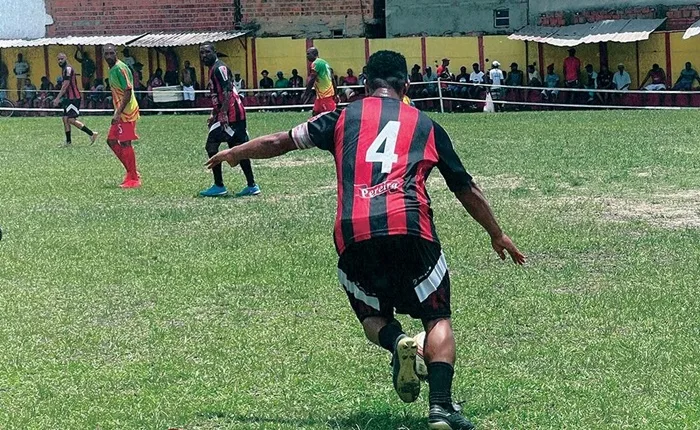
[613,65,632,91]
[488,61,505,88]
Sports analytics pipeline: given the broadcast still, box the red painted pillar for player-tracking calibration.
[305,38,313,76]
[364,38,370,63]
[478,36,485,71]
[43,46,50,80]
[148,49,154,79]
[538,43,545,79]
[599,42,608,69]
[252,37,258,88]
[420,37,427,72]
[95,46,103,79]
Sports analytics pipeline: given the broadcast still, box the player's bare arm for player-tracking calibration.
[206,132,296,169]
[113,87,132,124]
[52,79,70,107]
[455,182,526,265]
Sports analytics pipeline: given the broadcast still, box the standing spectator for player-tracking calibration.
[14,53,30,102]
[563,48,581,103]
[436,58,453,98]
[74,47,96,90]
[506,62,524,106]
[596,64,615,104]
[271,71,290,104]
[542,64,560,102]
[639,64,667,90]
[122,48,136,70]
[258,70,274,105]
[582,64,598,103]
[487,61,505,111]
[157,47,180,86]
[672,62,700,91]
[0,60,8,101]
[22,78,37,107]
[180,60,196,108]
[340,68,359,100]
[527,64,542,87]
[233,71,247,97]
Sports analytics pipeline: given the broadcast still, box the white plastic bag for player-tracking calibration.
[483,92,495,113]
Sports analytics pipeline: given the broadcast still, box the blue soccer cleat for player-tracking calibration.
[235,184,261,197]
[199,185,228,197]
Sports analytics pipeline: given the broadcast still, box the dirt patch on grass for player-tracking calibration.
[603,190,700,228]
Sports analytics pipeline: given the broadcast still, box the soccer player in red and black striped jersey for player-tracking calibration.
[206,50,525,430]
[198,43,259,198]
[53,53,98,147]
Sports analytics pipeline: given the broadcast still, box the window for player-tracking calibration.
[494,9,510,28]
[332,29,344,38]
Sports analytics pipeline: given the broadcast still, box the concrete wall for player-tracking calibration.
[533,0,700,17]
[386,0,529,37]
[0,0,53,39]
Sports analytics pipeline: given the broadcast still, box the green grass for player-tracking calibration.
[1,110,699,429]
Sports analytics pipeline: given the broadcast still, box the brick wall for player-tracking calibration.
[537,3,700,30]
[45,0,236,36]
[45,0,374,38]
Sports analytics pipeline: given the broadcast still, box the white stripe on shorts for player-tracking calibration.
[338,268,380,311]
[414,252,448,303]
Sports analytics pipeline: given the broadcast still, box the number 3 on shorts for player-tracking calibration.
[366,121,400,174]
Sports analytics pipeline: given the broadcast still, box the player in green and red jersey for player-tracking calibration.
[103,44,141,188]
[302,47,337,115]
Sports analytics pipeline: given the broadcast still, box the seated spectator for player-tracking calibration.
[527,64,542,87]
[132,63,146,104]
[613,64,631,91]
[454,66,470,99]
[288,69,303,101]
[423,66,439,98]
[541,64,560,102]
[87,78,106,109]
[640,64,667,91]
[36,76,54,108]
[257,70,274,105]
[104,78,113,107]
[145,68,165,109]
[271,71,290,104]
[340,68,359,100]
[23,78,37,107]
[469,63,485,100]
[672,62,700,91]
[408,64,424,98]
[232,71,246,97]
[583,64,598,103]
[55,76,63,91]
[436,58,453,96]
[596,64,615,104]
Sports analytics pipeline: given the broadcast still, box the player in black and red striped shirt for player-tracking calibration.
[206,50,525,430]
[199,43,259,198]
[53,53,98,147]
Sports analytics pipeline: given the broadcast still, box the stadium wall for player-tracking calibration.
[1,34,698,96]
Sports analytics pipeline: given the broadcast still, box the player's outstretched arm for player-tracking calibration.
[206,131,297,169]
[455,182,526,265]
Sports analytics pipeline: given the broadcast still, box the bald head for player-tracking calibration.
[306,47,319,62]
[200,43,218,67]
[57,52,68,68]
[103,43,118,67]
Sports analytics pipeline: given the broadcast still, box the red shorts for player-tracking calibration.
[108,121,139,143]
[313,97,337,114]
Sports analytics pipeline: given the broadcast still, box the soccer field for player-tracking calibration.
[1,110,699,429]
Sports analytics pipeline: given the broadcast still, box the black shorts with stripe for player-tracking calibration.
[337,235,451,323]
[206,120,248,153]
[61,99,81,118]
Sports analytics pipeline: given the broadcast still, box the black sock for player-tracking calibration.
[239,159,256,187]
[428,361,454,407]
[80,125,93,136]
[65,131,71,143]
[208,151,224,187]
[378,321,404,353]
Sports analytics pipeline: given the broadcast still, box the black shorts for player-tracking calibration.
[206,120,248,153]
[337,235,451,323]
[565,80,579,88]
[62,99,81,118]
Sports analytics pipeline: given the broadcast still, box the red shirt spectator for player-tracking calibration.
[563,48,581,84]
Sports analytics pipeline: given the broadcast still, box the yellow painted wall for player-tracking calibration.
[370,38,422,71]
[669,32,700,86]
[314,38,366,78]
[254,37,306,88]
[425,37,479,72]
[637,33,667,86]
[2,46,46,96]
[483,36,526,70]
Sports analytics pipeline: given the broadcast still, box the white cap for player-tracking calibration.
[492,60,501,68]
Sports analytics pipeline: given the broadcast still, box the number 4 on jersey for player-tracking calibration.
[366,121,400,174]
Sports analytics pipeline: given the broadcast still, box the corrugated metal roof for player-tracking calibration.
[509,19,666,47]
[683,19,700,39]
[0,34,146,49]
[127,31,247,48]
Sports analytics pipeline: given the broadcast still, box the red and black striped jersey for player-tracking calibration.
[290,96,473,255]
[62,63,81,100]
[208,59,246,123]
